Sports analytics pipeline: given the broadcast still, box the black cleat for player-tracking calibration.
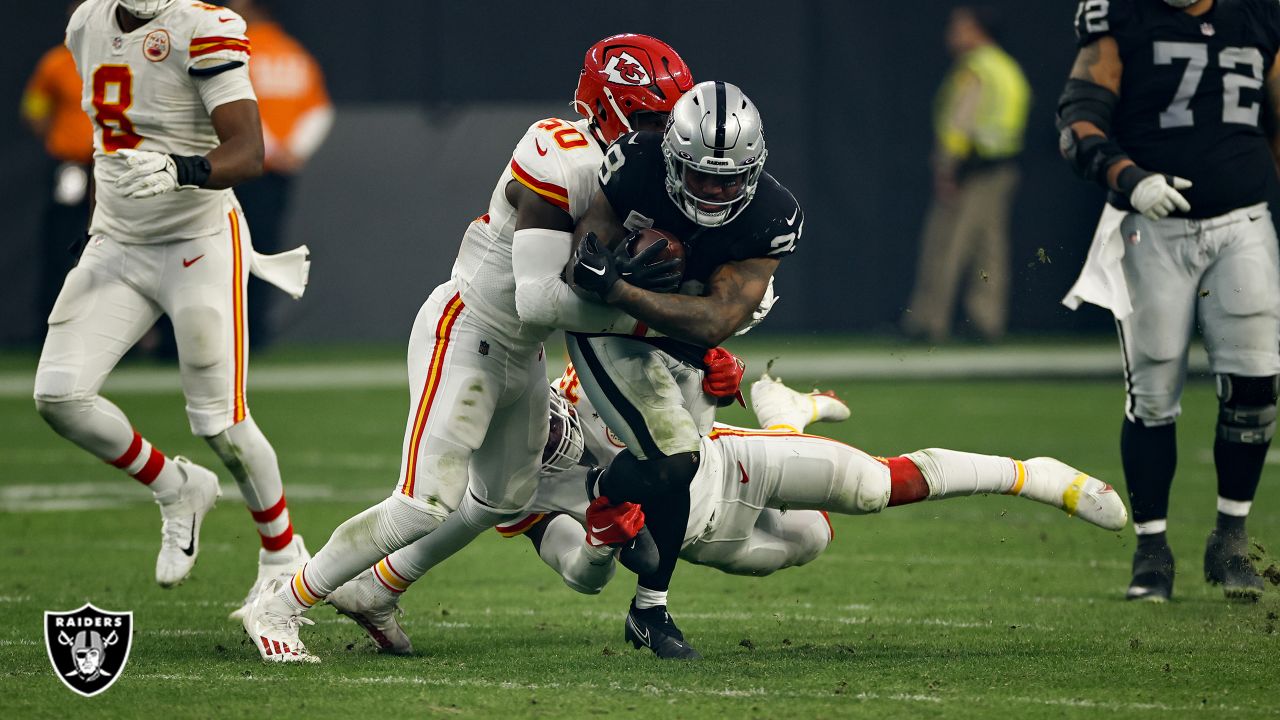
[1204,529,1263,601]
[1126,542,1175,603]
[617,526,660,576]
[624,602,701,659]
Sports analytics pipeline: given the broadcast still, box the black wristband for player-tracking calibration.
[170,154,212,188]
[1114,164,1154,196]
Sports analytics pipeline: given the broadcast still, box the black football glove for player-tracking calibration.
[617,231,682,294]
[573,232,683,299]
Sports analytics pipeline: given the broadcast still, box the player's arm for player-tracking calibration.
[204,98,265,189]
[1266,49,1280,170]
[1057,37,1191,219]
[509,182,635,332]
[605,256,778,349]
[571,188,628,250]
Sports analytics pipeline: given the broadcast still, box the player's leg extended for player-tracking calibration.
[567,334,701,659]
[683,509,833,577]
[34,237,220,587]
[158,210,309,612]
[1197,205,1280,599]
[1116,213,1199,601]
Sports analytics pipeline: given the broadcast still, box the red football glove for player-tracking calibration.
[702,347,746,398]
[585,497,646,547]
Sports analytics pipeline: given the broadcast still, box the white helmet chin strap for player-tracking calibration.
[118,0,176,19]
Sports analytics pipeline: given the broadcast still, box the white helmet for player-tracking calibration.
[118,0,177,19]
[662,81,767,227]
[540,392,585,475]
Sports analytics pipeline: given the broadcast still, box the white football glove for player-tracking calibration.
[115,149,181,199]
[1129,173,1192,220]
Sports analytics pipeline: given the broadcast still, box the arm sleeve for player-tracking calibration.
[195,62,256,114]
[536,514,617,595]
[511,227,635,333]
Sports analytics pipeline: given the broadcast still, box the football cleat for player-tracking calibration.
[229,535,311,621]
[1127,541,1175,602]
[624,601,702,660]
[749,372,849,432]
[243,579,319,663]
[327,569,413,655]
[1204,529,1263,601]
[1019,458,1128,531]
[155,457,221,588]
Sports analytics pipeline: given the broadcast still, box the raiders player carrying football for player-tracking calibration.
[1058,0,1280,601]
[568,80,802,657]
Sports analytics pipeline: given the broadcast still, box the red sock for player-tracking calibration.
[882,456,929,506]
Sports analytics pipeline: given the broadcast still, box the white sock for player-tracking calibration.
[905,448,1018,499]
[634,586,668,610]
[280,496,441,608]
[206,417,293,550]
[379,492,501,586]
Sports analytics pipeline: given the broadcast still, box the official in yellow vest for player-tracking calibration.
[903,5,1030,343]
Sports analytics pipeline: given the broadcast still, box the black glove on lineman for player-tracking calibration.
[573,232,682,299]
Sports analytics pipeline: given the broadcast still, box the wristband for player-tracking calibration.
[170,154,212,189]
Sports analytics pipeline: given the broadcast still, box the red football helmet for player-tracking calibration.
[574,34,693,144]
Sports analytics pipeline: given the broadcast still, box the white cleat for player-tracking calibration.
[1020,457,1129,532]
[327,569,414,655]
[229,535,311,621]
[749,372,850,432]
[155,457,222,588]
[242,579,319,663]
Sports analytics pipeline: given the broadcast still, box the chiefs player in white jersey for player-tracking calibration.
[243,34,694,662]
[35,0,311,608]
[325,364,1127,657]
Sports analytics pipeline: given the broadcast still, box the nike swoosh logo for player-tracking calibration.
[738,460,749,484]
[589,524,614,534]
[785,208,799,226]
[218,16,235,22]
[627,616,651,647]
[182,255,205,267]
[583,263,606,276]
[534,139,548,156]
[181,515,196,556]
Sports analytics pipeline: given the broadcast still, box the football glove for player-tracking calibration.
[573,232,682,299]
[1125,171,1192,220]
[702,347,746,398]
[115,149,180,199]
[585,496,646,547]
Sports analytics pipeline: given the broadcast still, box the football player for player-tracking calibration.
[565,80,801,657]
[242,34,693,663]
[1058,0,1280,601]
[35,0,311,604]
[326,365,1127,657]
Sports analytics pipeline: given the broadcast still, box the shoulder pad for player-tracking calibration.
[509,119,600,215]
[1074,0,1129,48]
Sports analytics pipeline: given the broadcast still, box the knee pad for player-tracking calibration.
[788,512,833,567]
[1216,374,1278,444]
[33,395,94,436]
[172,305,226,369]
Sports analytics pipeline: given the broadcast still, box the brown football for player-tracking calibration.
[626,228,687,278]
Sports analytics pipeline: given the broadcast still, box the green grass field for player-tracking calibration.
[1,352,1278,718]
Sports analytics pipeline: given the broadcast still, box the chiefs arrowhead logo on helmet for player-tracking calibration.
[602,50,652,86]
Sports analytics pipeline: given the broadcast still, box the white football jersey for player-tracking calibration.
[67,0,257,243]
[451,118,605,343]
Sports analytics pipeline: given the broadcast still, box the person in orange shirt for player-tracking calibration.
[21,0,94,332]
[224,0,333,349]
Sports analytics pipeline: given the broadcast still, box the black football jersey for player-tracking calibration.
[598,132,801,285]
[1075,0,1280,218]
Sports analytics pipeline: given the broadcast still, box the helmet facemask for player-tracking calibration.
[661,81,767,228]
[117,0,177,19]
[541,393,585,475]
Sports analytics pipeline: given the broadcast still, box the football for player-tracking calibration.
[626,227,687,278]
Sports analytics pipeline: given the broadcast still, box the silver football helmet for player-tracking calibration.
[541,391,585,475]
[662,81,767,227]
[118,0,177,19]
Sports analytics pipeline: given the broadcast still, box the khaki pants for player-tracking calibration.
[903,164,1019,342]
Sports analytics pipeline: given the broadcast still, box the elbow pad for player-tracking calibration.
[1057,78,1129,188]
[1056,78,1119,134]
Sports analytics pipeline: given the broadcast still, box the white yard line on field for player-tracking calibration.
[0,481,389,513]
